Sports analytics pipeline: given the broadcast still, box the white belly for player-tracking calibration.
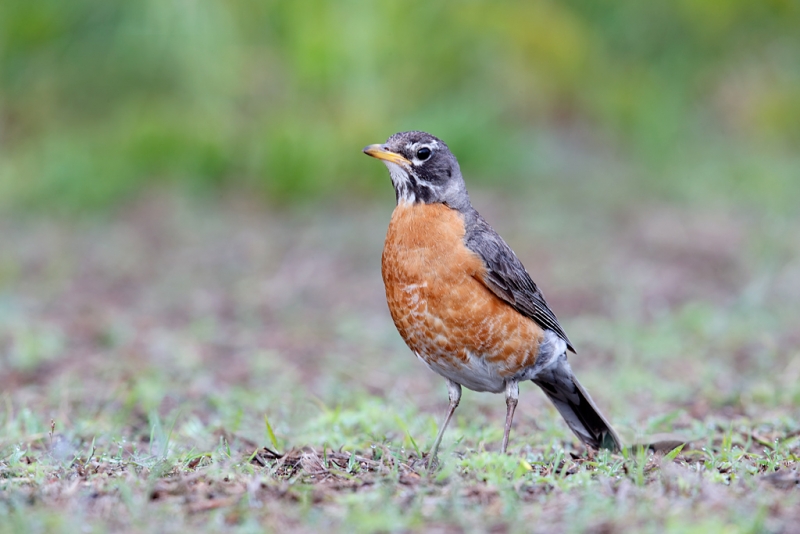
[415,350,506,393]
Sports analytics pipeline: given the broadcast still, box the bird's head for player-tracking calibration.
[363,131,469,209]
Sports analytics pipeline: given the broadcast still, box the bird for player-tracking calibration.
[363,131,622,463]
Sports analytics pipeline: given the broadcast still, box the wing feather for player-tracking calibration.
[464,213,575,352]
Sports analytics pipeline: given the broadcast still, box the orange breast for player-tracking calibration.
[381,203,544,392]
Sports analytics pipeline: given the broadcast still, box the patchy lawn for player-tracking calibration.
[1,189,798,533]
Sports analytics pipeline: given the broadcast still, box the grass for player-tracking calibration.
[1,182,799,533]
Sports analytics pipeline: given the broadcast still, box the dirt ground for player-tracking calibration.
[1,190,799,533]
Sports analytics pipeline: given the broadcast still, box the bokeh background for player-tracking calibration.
[2,0,799,212]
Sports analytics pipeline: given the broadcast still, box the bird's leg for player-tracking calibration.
[427,379,461,467]
[501,380,519,454]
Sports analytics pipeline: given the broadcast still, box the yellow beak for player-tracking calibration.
[362,144,411,166]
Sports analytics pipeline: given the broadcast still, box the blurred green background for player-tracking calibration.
[1,0,799,213]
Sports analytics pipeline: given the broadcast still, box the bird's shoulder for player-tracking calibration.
[461,207,575,352]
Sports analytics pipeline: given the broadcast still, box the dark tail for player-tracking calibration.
[532,354,622,452]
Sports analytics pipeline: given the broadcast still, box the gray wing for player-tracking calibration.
[464,213,575,353]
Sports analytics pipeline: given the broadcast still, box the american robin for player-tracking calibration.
[363,131,622,462]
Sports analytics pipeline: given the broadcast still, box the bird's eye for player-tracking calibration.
[416,147,432,161]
